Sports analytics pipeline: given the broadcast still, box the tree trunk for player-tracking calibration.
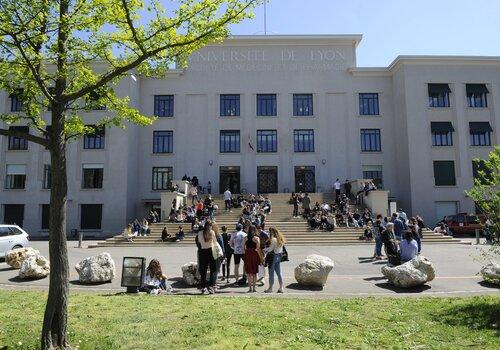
[41,111,69,349]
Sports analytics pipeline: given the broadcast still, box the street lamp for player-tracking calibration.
[121,257,146,293]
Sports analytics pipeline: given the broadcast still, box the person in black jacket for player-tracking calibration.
[220,226,233,283]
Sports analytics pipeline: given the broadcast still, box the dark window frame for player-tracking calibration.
[433,161,456,186]
[152,167,173,191]
[359,93,380,116]
[41,204,50,230]
[293,94,314,116]
[467,93,488,108]
[219,130,240,153]
[432,131,453,146]
[10,91,23,112]
[153,130,174,154]
[82,166,104,189]
[256,94,277,116]
[470,131,491,146]
[80,204,103,230]
[257,130,277,153]
[293,129,315,152]
[154,95,174,117]
[42,164,51,189]
[220,94,240,116]
[5,165,26,190]
[83,125,105,149]
[7,126,29,150]
[362,169,383,189]
[360,129,382,152]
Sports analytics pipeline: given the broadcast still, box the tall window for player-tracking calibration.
[362,165,383,189]
[10,90,23,112]
[293,129,314,152]
[152,167,173,190]
[469,122,492,146]
[359,93,379,115]
[257,94,277,116]
[293,94,313,116]
[220,94,240,116]
[82,164,103,189]
[466,84,488,108]
[433,161,456,186]
[153,131,173,153]
[472,160,493,185]
[80,204,102,230]
[257,130,277,152]
[41,204,50,230]
[83,125,105,149]
[5,165,26,189]
[431,122,454,146]
[43,164,51,189]
[428,83,451,107]
[360,129,381,152]
[220,130,240,153]
[154,95,174,117]
[8,126,29,150]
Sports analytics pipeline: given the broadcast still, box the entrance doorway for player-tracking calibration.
[257,166,278,193]
[294,166,316,193]
[219,166,240,194]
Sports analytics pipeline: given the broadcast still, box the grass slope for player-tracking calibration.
[0,291,498,349]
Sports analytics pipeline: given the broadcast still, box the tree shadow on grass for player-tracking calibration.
[435,300,500,331]
[286,283,323,291]
[374,282,431,293]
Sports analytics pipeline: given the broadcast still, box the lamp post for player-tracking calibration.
[121,257,146,293]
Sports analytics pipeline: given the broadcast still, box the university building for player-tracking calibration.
[0,35,498,237]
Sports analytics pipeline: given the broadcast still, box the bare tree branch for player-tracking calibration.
[0,127,49,146]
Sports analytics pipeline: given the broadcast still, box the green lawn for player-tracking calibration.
[0,291,498,350]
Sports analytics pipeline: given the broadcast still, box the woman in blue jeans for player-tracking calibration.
[373,219,384,259]
[264,227,286,293]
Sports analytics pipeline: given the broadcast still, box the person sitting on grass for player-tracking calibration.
[141,259,172,294]
[400,230,418,263]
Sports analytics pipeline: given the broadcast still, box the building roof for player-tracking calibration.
[212,34,363,48]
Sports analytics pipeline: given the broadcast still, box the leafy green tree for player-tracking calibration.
[466,146,499,261]
[0,0,257,348]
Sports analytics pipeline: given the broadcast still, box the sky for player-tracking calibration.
[227,0,500,67]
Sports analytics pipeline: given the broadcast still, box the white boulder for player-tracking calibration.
[294,254,334,287]
[19,255,50,279]
[381,256,435,288]
[480,262,500,285]
[75,253,116,284]
[181,262,200,286]
[5,247,40,269]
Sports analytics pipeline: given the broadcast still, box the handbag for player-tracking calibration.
[264,251,274,267]
[281,246,289,262]
[211,240,223,260]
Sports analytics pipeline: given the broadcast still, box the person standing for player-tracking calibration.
[224,188,232,212]
[244,226,261,293]
[392,213,405,240]
[190,185,198,205]
[221,226,233,282]
[197,222,217,294]
[344,179,352,199]
[334,178,341,203]
[292,193,299,218]
[373,219,384,260]
[229,223,247,284]
[302,193,311,217]
[264,227,286,293]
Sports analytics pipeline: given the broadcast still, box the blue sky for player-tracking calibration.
[228,0,500,67]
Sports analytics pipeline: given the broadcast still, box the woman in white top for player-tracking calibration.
[264,227,286,293]
[196,221,217,294]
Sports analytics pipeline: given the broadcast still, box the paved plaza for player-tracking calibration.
[0,241,498,297]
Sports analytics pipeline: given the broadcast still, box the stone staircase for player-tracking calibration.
[90,193,465,247]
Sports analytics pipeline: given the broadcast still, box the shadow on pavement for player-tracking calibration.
[286,283,323,291]
[8,276,47,283]
[363,276,386,281]
[69,279,113,286]
[0,267,16,272]
[374,282,431,293]
[477,280,500,289]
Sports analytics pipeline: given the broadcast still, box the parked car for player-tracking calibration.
[441,213,486,235]
[0,225,30,258]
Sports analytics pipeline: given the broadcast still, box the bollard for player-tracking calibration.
[475,229,480,245]
[78,231,83,248]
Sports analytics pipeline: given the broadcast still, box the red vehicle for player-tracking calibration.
[442,213,486,235]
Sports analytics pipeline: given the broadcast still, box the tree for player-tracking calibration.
[465,146,499,261]
[0,0,258,348]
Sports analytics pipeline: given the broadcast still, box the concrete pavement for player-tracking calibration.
[0,241,498,297]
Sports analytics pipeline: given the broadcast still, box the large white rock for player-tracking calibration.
[181,262,200,286]
[381,256,435,288]
[294,254,334,287]
[480,262,500,285]
[5,247,40,269]
[75,253,116,284]
[19,255,50,279]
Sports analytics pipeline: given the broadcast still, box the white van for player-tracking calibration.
[0,225,30,258]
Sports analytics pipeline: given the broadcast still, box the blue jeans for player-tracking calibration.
[268,253,283,287]
[414,234,421,253]
[375,236,382,256]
